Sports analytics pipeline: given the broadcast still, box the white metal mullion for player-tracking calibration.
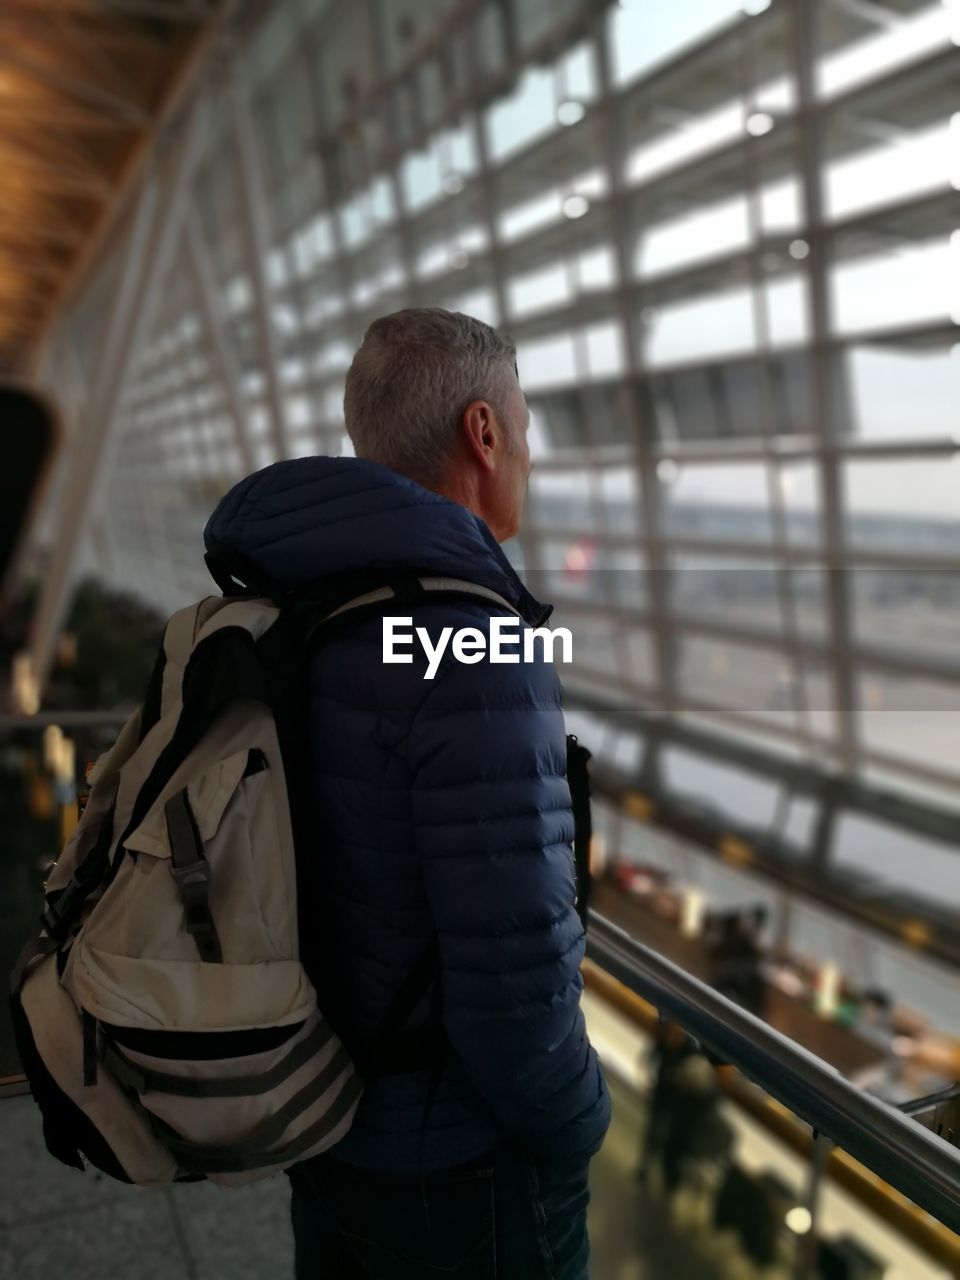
[28,96,210,692]
[230,63,291,463]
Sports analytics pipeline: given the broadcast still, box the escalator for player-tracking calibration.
[583,915,960,1279]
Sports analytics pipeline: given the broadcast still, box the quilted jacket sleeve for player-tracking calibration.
[406,615,611,1160]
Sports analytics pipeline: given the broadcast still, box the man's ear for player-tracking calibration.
[462,399,497,471]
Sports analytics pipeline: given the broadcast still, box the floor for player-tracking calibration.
[0,1079,743,1280]
[0,1093,294,1280]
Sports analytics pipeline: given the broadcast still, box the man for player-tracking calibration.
[204,308,610,1277]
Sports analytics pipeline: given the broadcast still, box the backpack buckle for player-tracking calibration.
[165,790,224,964]
[169,861,223,964]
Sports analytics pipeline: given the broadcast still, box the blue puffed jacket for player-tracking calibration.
[204,454,610,1173]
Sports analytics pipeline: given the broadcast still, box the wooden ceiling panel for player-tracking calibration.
[0,0,214,375]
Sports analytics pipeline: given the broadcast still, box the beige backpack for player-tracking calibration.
[11,596,365,1186]
[10,577,518,1188]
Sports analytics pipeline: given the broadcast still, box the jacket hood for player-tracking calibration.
[203,455,552,626]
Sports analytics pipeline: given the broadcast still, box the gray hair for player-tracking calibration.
[343,308,518,484]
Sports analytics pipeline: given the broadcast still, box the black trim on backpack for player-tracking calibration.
[139,633,168,745]
[115,626,270,867]
[42,806,116,942]
[8,989,131,1183]
[165,789,223,964]
[243,748,268,777]
[101,1021,333,1099]
[100,1018,306,1061]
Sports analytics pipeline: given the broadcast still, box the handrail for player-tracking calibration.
[586,910,960,1234]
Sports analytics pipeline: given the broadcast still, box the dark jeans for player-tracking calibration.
[287,1143,592,1278]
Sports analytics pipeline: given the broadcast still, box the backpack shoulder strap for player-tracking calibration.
[409,576,523,618]
[566,735,593,930]
[302,574,523,645]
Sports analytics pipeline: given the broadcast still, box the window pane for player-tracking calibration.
[844,459,960,555]
[833,813,960,909]
[670,555,827,640]
[852,570,960,664]
[662,747,783,828]
[677,635,835,740]
[858,671,960,775]
[840,341,960,442]
[528,470,593,529]
[830,236,954,336]
[663,463,821,546]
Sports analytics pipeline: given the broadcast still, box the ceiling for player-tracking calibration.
[0,0,217,377]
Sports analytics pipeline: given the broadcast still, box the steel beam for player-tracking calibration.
[832,0,903,29]
[186,210,257,476]
[792,0,858,771]
[471,92,510,327]
[592,9,677,714]
[366,0,423,310]
[229,61,290,462]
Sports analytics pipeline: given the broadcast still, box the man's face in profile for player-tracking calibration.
[494,373,532,543]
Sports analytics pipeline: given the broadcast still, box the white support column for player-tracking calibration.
[86,175,161,428]
[229,63,290,463]
[28,96,211,695]
[186,210,257,476]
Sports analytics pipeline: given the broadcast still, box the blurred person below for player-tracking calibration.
[708,909,767,1020]
[204,308,610,1279]
[637,1021,732,1197]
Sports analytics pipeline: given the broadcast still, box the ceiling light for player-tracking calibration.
[562,194,589,219]
[746,112,775,137]
[742,0,771,13]
[557,99,586,127]
[449,248,469,270]
[785,1207,812,1235]
[789,239,810,260]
